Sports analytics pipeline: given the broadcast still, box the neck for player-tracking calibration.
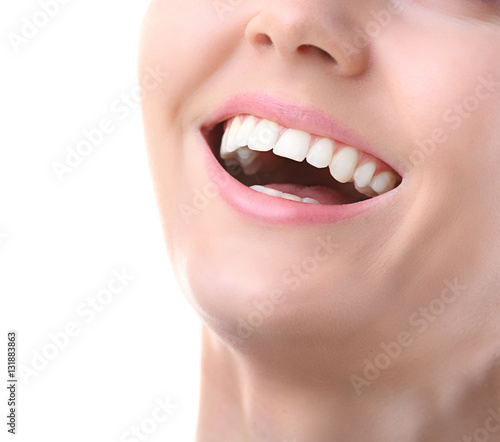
[195,315,500,442]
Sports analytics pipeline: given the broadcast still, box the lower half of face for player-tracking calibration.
[140,0,500,349]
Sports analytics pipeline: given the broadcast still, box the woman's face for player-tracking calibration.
[140,0,500,348]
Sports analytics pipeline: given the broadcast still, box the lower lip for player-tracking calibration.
[200,133,399,226]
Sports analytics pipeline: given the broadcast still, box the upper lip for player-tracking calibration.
[202,92,404,177]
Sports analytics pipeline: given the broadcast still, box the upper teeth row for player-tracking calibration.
[220,115,399,196]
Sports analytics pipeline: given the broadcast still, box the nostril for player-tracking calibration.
[255,33,273,47]
[298,44,335,62]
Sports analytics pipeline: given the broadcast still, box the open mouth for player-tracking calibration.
[205,114,402,206]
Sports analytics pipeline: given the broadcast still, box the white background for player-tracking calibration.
[1,1,201,440]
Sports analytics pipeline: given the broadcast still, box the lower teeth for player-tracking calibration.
[250,185,320,204]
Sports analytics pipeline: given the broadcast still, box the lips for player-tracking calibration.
[200,94,403,224]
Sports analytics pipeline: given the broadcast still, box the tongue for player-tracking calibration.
[264,184,356,205]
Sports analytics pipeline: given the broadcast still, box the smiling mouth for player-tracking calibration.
[206,114,402,206]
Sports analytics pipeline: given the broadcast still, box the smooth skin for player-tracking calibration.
[139,0,500,440]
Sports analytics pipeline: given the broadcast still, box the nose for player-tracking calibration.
[245,2,370,77]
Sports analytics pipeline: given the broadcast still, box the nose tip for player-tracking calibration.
[245,8,370,77]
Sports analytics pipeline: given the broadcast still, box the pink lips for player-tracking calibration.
[200,93,402,225]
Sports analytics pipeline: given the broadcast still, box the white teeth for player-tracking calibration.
[220,129,230,159]
[306,138,335,168]
[221,116,242,158]
[329,146,359,183]
[250,185,319,204]
[353,161,377,189]
[273,129,311,162]
[355,184,377,198]
[250,185,283,197]
[235,115,257,148]
[370,171,398,194]
[248,120,280,152]
[303,197,320,204]
[236,147,260,175]
[220,115,400,200]
[282,193,302,202]
[235,146,258,166]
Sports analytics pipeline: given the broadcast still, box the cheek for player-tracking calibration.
[139,0,256,230]
[377,20,500,177]
[140,1,213,115]
[139,0,253,122]
[139,1,225,246]
[368,18,500,276]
